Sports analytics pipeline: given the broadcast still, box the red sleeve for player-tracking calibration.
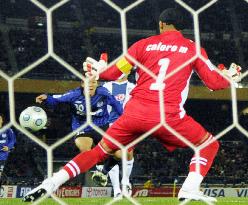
[194,48,230,90]
[99,41,141,81]
[99,65,123,81]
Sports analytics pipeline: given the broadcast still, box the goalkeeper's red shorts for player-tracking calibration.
[102,100,208,152]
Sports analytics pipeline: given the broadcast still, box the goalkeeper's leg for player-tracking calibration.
[23,143,110,202]
[159,115,219,202]
[178,134,219,202]
[23,115,137,202]
[92,150,133,190]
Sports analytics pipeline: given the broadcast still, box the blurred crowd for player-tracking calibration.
[0,0,247,82]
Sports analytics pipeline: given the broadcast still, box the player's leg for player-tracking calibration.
[91,125,110,186]
[106,150,133,199]
[24,126,112,202]
[94,115,139,197]
[23,142,110,202]
[93,124,120,177]
[74,133,109,186]
[92,155,123,188]
[23,115,137,202]
[74,136,93,152]
[179,133,219,202]
[159,115,219,202]
[92,121,136,188]
[74,125,108,153]
[0,161,5,195]
[116,150,134,196]
[93,149,134,197]
[0,161,4,181]
[108,164,122,199]
[101,156,120,175]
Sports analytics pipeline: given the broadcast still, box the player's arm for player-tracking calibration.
[99,56,133,81]
[194,48,231,90]
[102,81,112,92]
[218,63,242,83]
[37,92,72,108]
[83,41,141,81]
[84,54,132,81]
[126,82,135,95]
[36,94,47,104]
[7,129,16,150]
[107,94,123,116]
[36,94,58,108]
[123,82,135,108]
[2,129,16,152]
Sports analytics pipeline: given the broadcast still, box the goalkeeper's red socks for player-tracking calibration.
[189,135,219,176]
[182,135,219,191]
[45,144,108,189]
[63,144,108,178]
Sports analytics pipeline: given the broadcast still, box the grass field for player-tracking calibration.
[0,197,247,205]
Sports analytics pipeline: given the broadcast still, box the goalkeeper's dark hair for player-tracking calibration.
[159,8,185,30]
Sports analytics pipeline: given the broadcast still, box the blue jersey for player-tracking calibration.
[103,80,135,123]
[0,128,16,160]
[44,86,123,133]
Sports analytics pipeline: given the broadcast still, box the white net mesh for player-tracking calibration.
[0,0,248,204]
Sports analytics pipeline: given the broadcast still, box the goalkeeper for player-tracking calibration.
[24,8,242,203]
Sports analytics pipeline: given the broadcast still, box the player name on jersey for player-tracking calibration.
[146,42,188,53]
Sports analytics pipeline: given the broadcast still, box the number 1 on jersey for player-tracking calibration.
[150,58,170,90]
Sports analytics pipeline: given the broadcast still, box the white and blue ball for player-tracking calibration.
[19,106,47,132]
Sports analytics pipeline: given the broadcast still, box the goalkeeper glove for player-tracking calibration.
[83,53,108,80]
[228,63,242,82]
[218,63,242,83]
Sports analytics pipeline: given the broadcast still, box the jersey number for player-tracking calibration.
[75,104,84,112]
[149,58,170,90]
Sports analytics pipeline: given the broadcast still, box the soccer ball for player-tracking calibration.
[19,106,47,132]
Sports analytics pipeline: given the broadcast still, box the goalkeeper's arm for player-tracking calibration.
[218,63,242,83]
[100,56,133,80]
[84,55,133,81]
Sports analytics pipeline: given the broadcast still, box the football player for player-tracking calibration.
[35,78,123,154]
[92,74,135,199]
[0,113,16,194]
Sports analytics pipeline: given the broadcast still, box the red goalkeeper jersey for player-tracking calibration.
[100,31,229,119]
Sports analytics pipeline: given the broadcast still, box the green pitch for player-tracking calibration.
[0,197,247,205]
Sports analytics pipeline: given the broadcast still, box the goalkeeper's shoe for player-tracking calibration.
[92,170,108,187]
[178,189,217,203]
[22,178,57,202]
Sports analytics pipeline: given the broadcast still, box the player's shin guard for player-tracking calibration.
[64,144,108,178]
[190,136,220,176]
